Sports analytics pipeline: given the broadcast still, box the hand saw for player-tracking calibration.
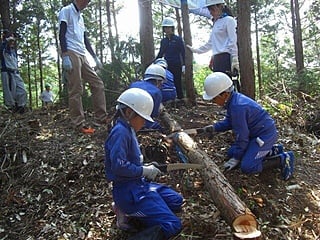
[165,128,205,139]
[149,161,205,173]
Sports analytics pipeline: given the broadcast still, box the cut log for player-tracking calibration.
[160,111,182,132]
[172,132,261,239]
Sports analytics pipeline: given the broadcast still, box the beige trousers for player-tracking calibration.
[65,50,107,127]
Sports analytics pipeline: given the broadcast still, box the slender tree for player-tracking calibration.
[138,0,155,70]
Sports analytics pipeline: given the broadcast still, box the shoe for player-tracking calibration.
[92,117,111,127]
[80,126,95,134]
[267,144,284,157]
[281,151,294,180]
[112,202,133,231]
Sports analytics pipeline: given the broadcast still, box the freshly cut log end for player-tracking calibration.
[233,230,261,239]
[233,214,261,239]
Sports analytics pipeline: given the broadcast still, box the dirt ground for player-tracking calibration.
[0,96,319,240]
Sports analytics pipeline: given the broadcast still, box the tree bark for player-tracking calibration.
[0,0,10,30]
[138,0,155,71]
[171,131,261,238]
[237,0,255,100]
[181,0,196,104]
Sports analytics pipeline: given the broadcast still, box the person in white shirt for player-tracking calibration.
[186,0,239,78]
[58,0,108,134]
[40,83,54,107]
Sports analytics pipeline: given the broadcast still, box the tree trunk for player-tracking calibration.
[290,0,304,80]
[254,8,262,98]
[0,0,10,29]
[173,132,261,239]
[138,0,155,70]
[106,0,116,63]
[237,0,255,100]
[181,0,196,104]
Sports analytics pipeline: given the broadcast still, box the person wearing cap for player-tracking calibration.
[156,17,185,99]
[129,64,166,131]
[58,0,108,134]
[40,83,54,108]
[0,31,27,114]
[200,72,295,181]
[105,88,183,239]
[186,0,239,78]
[154,58,177,103]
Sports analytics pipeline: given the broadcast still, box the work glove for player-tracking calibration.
[181,65,185,73]
[203,125,215,134]
[94,56,103,70]
[209,56,214,71]
[62,55,73,72]
[223,158,240,172]
[186,44,202,54]
[142,164,161,180]
[231,56,239,74]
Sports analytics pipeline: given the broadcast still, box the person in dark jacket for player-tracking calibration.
[200,72,294,180]
[129,64,166,131]
[105,88,183,239]
[154,58,177,103]
[156,17,185,99]
[0,30,27,113]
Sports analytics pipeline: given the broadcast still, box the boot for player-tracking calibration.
[280,151,295,180]
[112,202,134,231]
[128,225,165,240]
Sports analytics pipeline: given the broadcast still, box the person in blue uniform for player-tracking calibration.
[104,88,183,239]
[200,72,295,180]
[154,58,177,103]
[129,64,166,131]
[156,17,185,99]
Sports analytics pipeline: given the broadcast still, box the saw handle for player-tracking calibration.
[148,162,167,173]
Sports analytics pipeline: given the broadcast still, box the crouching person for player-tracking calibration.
[104,88,183,240]
[200,72,295,180]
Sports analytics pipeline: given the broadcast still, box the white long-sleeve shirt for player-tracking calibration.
[40,90,54,103]
[193,16,238,57]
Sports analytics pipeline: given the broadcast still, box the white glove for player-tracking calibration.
[94,56,103,70]
[142,165,161,180]
[223,158,240,172]
[186,44,202,54]
[181,65,185,73]
[62,55,73,72]
[231,56,239,73]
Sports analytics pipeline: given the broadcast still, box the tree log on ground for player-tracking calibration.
[172,132,261,239]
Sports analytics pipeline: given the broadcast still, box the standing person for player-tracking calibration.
[154,58,177,103]
[0,30,27,114]
[40,83,54,107]
[58,0,108,134]
[200,72,294,180]
[186,0,239,78]
[105,88,183,239]
[156,17,185,99]
[129,64,166,131]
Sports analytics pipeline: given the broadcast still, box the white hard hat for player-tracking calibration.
[6,36,16,42]
[154,58,168,69]
[117,88,154,122]
[204,0,225,7]
[161,17,175,27]
[144,64,166,82]
[203,72,232,100]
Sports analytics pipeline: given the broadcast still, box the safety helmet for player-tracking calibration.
[154,58,168,69]
[45,83,51,88]
[144,64,166,82]
[204,0,225,7]
[161,17,175,27]
[117,88,154,122]
[203,72,233,100]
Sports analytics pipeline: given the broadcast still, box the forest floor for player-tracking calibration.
[0,95,319,240]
